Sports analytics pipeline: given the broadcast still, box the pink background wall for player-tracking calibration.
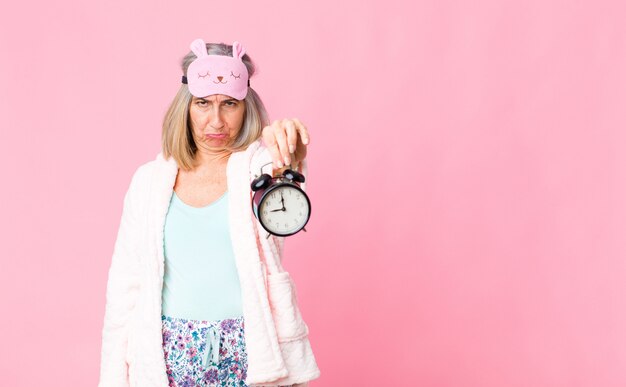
[1,0,625,386]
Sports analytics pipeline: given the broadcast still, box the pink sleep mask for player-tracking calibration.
[181,38,250,100]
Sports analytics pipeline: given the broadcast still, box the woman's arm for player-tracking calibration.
[254,120,310,267]
[98,167,144,387]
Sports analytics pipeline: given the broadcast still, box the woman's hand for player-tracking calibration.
[261,118,310,172]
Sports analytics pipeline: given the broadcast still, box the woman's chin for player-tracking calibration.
[200,139,231,152]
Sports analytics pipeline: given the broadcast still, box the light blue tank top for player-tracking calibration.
[161,190,244,321]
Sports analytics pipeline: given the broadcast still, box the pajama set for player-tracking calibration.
[98,140,320,387]
[161,189,248,386]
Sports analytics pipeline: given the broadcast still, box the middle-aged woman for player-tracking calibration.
[98,38,321,387]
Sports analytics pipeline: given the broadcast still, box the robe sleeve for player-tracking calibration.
[98,166,144,387]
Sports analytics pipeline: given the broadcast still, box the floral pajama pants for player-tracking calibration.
[161,314,248,386]
[161,314,302,387]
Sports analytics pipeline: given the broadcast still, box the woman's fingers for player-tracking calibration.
[273,120,291,166]
[292,118,310,146]
[262,124,283,169]
[285,120,298,155]
[262,118,310,170]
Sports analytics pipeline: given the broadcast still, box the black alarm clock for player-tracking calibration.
[251,168,311,237]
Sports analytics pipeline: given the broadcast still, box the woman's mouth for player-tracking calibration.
[205,133,227,140]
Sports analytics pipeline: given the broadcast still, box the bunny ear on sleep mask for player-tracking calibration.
[181,38,250,100]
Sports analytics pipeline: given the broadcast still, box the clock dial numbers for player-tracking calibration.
[258,185,310,235]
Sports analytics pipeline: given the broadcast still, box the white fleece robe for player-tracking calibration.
[98,139,321,387]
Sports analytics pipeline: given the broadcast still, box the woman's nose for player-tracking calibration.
[210,111,225,128]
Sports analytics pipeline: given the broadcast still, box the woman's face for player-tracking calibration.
[188,94,246,150]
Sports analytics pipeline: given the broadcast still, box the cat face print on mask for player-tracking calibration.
[185,38,250,100]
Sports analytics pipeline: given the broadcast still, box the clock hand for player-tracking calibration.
[279,191,285,210]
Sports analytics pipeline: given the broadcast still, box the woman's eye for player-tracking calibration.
[196,100,208,106]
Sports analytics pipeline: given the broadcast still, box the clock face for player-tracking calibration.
[258,184,310,236]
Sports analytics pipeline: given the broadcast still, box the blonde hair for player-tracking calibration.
[161,42,269,171]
